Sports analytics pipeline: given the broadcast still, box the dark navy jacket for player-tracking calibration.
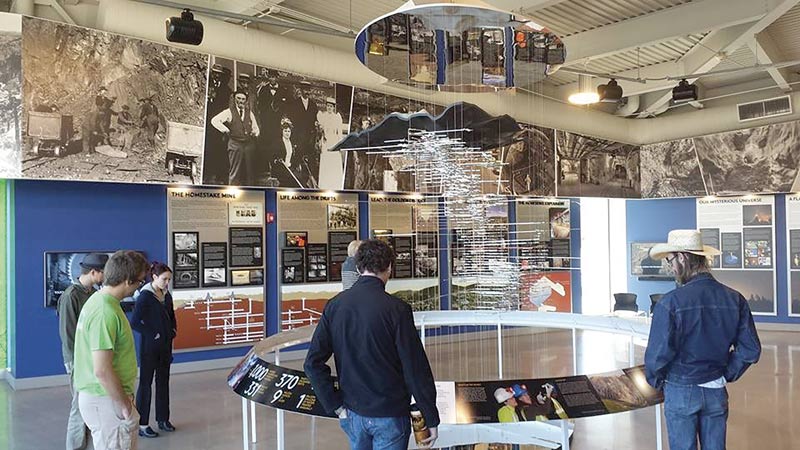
[130,283,177,361]
[304,276,440,427]
[645,273,761,389]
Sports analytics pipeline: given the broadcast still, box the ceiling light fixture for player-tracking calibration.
[672,79,698,104]
[597,78,623,102]
[166,9,204,45]
[568,74,599,105]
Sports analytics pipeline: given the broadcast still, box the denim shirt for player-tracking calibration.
[644,273,761,389]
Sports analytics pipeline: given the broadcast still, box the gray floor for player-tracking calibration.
[1,329,798,449]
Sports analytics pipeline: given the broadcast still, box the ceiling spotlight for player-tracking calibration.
[568,74,599,105]
[597,79,622,103]
[672,79,698,104]
[166,9,204,46]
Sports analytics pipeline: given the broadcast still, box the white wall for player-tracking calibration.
[579,198,628,315]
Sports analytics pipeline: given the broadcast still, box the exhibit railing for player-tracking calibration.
[231,311,663,450]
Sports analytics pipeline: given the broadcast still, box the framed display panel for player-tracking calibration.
[44,251,115,308]
[697,195,777,315]
[167,187,266,350]
[787,195,800,316]
[629,243,673,280]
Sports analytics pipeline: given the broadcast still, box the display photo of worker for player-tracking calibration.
[21,18,207,184]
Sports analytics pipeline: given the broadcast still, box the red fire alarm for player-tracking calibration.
[266,212,275,224]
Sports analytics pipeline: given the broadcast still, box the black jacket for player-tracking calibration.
[130,283,177,359]
[304,276,440,427]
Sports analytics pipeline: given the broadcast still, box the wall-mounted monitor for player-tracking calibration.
[45,251,143,310]
[630,243,674,280]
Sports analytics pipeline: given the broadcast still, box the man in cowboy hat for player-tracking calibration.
[644,229,761,450]
[58,253,109,450]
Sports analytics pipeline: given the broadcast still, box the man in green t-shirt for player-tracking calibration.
[57,252,108,450]
[74,250,148,450]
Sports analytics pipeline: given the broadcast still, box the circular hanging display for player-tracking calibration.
[356,0,565,91]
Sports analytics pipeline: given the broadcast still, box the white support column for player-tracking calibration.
[572,328,578,374]
[655,404,664,450]
[561,420,570,450]
[276,350,285,450]
[250,400,257,444]
[420,322,426,348]
[497,323,503,378]
[629,335,635,366]
[241,397,249,450]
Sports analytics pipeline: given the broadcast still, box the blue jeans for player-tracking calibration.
[339,409,411,450]
[664,382,729,450]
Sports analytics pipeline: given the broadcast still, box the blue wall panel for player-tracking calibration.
[625,198,695,312]
[569,199,582,313]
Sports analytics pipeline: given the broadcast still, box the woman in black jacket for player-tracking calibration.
[130,262,177,438]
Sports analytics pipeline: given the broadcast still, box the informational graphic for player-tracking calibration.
[393,236,414,279]
[519,271,572,312]
[306,243,328,282]
[284,231,308,248]
[229,359,661,423]
[787,195,800,316]
[329,231,358,282]
[282,248,305,284]
[516,199,572,270]
[44,251,115,308]
[229,202,264,226]
[201,242,227,287]
[414,231,439,278]
[697,195,776,315]
[167,187,266,349]
[171,286,265,348]
[230,227,264,268]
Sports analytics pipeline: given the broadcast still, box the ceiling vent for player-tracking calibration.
[737,95,792,122]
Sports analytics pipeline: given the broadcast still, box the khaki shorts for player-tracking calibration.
[78,392,139,450]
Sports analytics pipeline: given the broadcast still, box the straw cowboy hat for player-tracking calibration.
[649,229,721,260]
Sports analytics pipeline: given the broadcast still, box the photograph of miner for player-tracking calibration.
[202,57,351,189]
[21,17,207,184]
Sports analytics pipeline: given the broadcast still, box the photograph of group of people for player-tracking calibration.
[493,383,568,423]
[202,56,351,190]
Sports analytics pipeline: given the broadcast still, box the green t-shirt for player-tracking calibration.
[73,292,137,396]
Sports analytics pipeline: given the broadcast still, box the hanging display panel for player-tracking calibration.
[277,191,359,330]
[787,195,800,316]
[369,194,441,310]
[515,198,572,312]
[21,17,208,184]
[696,195,776,315]
[167,187,266,349]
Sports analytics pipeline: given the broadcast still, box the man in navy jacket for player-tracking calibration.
[645,230,761,450]
[304,239,439,449]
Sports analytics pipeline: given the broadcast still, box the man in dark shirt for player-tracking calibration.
[304,239,439,449]
[645,229,761,450]
[57,253,108,450]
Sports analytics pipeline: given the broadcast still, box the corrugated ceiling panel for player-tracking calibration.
[533,0,693,36]
[765,3,800,60]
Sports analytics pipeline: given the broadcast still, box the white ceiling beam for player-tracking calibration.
[748,32,792,92]
[554,22,755,99]
[638,0,800,116]
[561,0,782,65]
[33,0,76,24]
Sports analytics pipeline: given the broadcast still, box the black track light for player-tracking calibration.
[166,9,204,46]
[672,79,698,104]
[597,79,623,103]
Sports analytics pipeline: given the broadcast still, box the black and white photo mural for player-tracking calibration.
[21,17,208,184]
[555,130,641,198]
[201,56,352,190]
[0,14,21,178]
[640,138,706,198]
